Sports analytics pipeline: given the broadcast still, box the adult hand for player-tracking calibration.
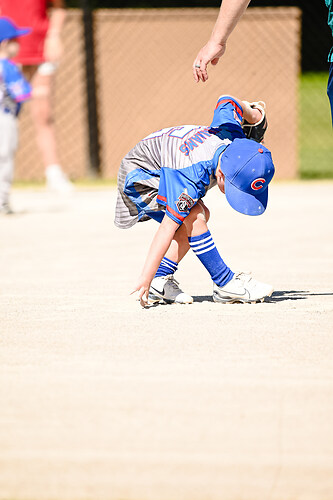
[193,40,227,83]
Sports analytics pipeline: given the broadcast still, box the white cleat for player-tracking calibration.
[213,272,273,304]
[149,275,193,305]
[46,165,74,194]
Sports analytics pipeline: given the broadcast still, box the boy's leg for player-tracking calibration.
[184,201,234,288]
[0,113,17,214]
[184,201,273,303]
[149,201,233,303]
[161,200,210,265]
[148,212,193,304]
[163,223,190,264]
[0,155,14,214]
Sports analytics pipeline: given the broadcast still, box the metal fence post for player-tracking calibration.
[81,0,101,176]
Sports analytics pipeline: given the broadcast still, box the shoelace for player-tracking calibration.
[164,274,181,290]
[235,271,252,284]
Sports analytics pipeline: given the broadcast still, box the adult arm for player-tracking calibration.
[44,0,67,63]
[193,0,251,83]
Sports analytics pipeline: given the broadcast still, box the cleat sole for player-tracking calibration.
[213,291,272,304]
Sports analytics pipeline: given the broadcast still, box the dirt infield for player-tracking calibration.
[1,182,333,500]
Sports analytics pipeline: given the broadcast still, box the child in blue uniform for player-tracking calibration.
[115,95,275,307]
[0,17,32,214]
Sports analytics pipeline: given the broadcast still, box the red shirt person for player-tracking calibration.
[0,0,73,192]
[1,0,51,64]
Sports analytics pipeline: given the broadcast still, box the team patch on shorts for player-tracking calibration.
[176,190,195,212]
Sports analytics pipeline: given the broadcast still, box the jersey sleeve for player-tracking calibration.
[209,95,245,140]
[156,167,202,224]
[2,60,32,103]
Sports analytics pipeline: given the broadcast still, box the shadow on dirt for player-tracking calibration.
[192,295,214,303]
[192,290,333,304]
[146,291,333,307]
[265,290,333,302]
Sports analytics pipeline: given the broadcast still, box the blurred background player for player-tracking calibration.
[193,0,251,83]
[115,95,275,307]
[0,0,73,193]
[0,17,32,214]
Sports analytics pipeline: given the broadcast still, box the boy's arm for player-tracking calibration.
[239,98,267,142]
[240,99,263,124]
[210,95,263,140]
[132,215,180,307]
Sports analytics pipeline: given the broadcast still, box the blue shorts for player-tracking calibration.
[147,210,165,223]
[328,63,333,126]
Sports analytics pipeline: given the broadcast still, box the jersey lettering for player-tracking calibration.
[179,128,211,156]
[143,126,176,141]
[179,144,190,156]
[168,125,196,139]
[186,138,199,151]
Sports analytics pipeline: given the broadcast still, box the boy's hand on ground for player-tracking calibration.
[131,278,151,308]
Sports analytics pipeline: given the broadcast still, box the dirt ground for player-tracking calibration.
[1,181,333,500]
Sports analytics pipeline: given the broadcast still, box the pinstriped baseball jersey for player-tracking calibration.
[115,96,245,228]
[0,59,31,116]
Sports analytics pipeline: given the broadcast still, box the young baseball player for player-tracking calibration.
[115,94,275,307]
[0,17,32,214]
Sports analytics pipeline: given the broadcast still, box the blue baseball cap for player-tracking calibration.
[0,17,31,43]
[220,138,275,216]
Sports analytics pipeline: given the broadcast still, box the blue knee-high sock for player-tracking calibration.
[154,257,178,278]
[188,230,234,287]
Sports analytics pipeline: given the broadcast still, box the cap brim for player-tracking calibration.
[224,177,268,216]
[16,28,31,37]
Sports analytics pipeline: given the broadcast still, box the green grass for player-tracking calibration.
[299,71,333,179]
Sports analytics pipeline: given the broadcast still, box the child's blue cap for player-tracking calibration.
[220,138,275,216]
[0,17,31,43]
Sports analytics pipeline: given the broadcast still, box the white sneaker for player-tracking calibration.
[0,202,14,215]
[46,165,74,194]
[149,275,193,304]
[213,272,273,304]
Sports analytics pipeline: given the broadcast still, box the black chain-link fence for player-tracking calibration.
[15,1,332,181]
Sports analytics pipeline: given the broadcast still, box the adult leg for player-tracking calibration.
[24,64,73,192]
[328,62,333,126]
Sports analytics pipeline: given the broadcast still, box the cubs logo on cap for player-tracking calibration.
[220,138,275,216]
[251,178,266,190]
